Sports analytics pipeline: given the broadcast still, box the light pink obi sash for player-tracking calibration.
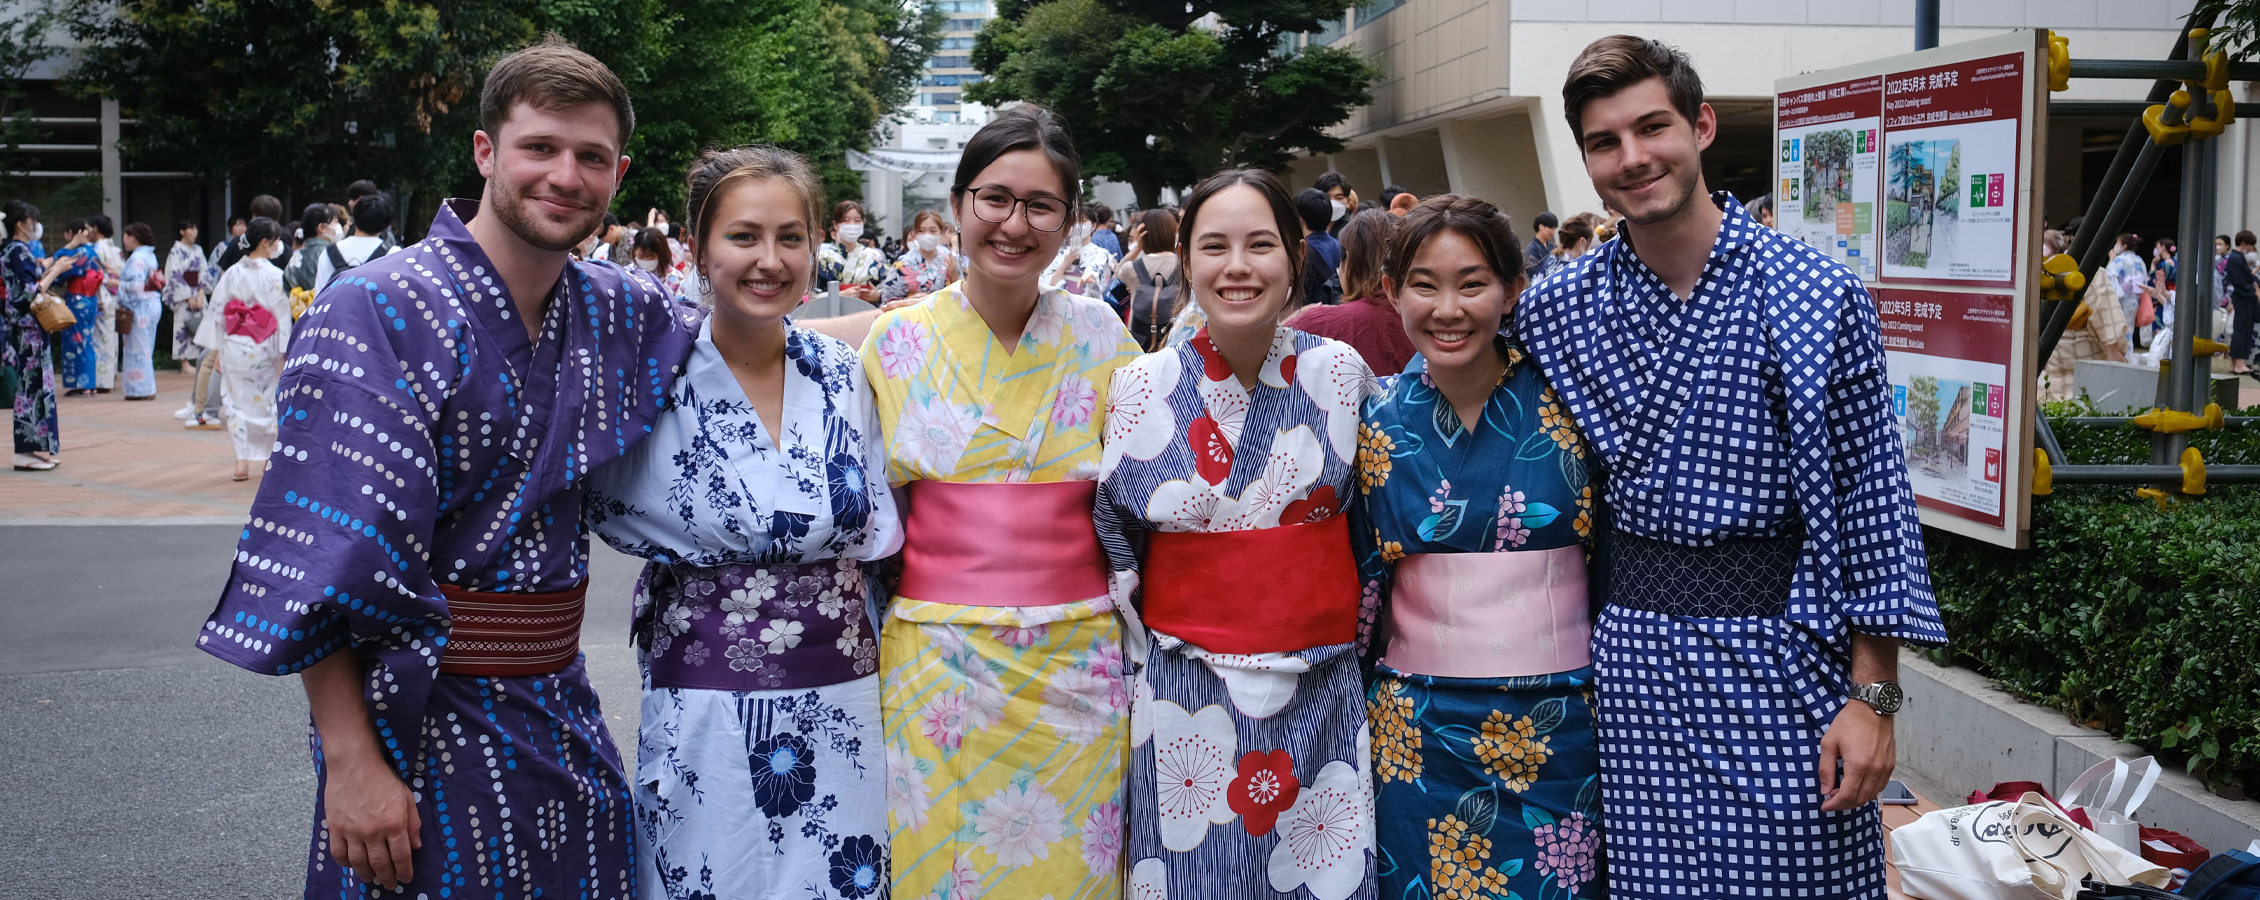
[896,480,1109,606]
[1384,546,1591,678]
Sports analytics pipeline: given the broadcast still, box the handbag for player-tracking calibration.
[2060,756,2161,855]
[2136,825,2208,871]
[1889,792,2169,900]
[115,301,135,335]
[30,290,76,333]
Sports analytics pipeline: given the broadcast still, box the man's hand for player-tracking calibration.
[1820,632,1900,812]
[1818,700,1895,811]
[302,652,421,890]
[325,750,423,890]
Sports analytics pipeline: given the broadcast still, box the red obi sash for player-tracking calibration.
[437,583,587,677]
[897,481,1109,606]
[1142,515,1361,655]
[224,298,278,342]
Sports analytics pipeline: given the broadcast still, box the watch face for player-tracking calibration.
[1871,682,1904,714]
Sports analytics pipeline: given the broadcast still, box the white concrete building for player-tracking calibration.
[1284,0,2259,243]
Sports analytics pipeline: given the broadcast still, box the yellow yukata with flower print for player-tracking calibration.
[861,282,1145,900]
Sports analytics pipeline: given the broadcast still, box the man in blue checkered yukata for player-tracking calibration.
[1516,35,1949,897]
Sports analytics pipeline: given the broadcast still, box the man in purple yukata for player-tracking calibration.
[195,36,698,898]
[1516,37,1947,897]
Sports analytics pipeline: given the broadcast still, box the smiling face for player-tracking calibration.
[695,177,814,326]
[1577,76,1715,228]
[1186,183,1296,335]
[1394,229,1519,369]
[473,100,630,253]
[951,148,1071,290]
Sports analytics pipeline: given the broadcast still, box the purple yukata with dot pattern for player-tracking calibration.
[197,199,700,900]
[1516,194,1947,899]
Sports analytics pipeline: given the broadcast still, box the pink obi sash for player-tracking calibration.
[896,480,1109,606]
[1142,516,1363,655]
[1385,546,1591,678]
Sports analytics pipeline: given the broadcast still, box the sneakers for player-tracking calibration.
[186,414,222,430]
[12,453,56,471]
[173,403,196,420]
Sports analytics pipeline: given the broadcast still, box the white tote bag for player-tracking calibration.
[1890,792,2170,900]
[2060,755,2161,855]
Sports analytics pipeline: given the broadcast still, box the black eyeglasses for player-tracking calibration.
[964,186,1069,233]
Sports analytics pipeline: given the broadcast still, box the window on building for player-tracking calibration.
[1311,14,1346,46]
[940,37,976,50]
[936,0,987,12]
[945,16,985,31]
[921,74,963,87]
[927,55,971,69]
[1355,0,1403,24]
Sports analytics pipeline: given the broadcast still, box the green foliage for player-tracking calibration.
[1926,406,2260,795]
[2191,0,2260,61]
[970,0,1379,206]
[61,0,936,231]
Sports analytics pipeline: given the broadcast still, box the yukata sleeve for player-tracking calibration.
[1349,393,1395,667]
[1828,281,1948,647]
[1092,362,1147,580]
[878,261,912,303]
[196,278,446,677]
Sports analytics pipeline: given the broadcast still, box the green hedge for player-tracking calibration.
[1923,401,2260,797]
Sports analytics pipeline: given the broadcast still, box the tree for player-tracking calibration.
[62,0,937,231]
[969,0,1379,206]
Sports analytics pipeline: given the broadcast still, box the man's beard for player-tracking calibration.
[489,171,606,254]
[1612,164,1701,228]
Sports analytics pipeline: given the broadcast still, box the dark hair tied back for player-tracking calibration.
[1384,195,1525,302]
[951,104,1080,217]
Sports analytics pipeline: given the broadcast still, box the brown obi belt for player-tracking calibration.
[897,480,1110,606]
[1141,515,1362,655]
[437,582,586,677]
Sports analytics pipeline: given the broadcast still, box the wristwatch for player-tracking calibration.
[1850,681,1904,716]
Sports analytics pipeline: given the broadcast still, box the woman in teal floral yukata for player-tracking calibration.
[1351,195,1603,900]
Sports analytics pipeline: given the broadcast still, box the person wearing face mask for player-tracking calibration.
[5,199,66,470]
[1044,204,1119,301]
[286,203,338,292]
[1351,195,1604,900]
[311,193,399,290]
[818,200,884,304]
[629,225,690,300]
[1096,168,1381,900]
[584,145,903,900]
[863,104,1145,900]
[1316,171,1358,237]
[194,216,292,481]
[880,208,955,303]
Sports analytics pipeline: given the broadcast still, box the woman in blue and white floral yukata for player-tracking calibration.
[587,146,904,900]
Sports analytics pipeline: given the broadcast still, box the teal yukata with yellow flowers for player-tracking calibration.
[1351,333,1604,900]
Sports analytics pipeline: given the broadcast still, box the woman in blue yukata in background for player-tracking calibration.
[1351,196,1603,900]
[586,146,904,900]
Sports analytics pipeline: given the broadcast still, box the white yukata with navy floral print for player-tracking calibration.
[587,318,905,900]
[1096,327,1381,900]
[1515,193,1946,899]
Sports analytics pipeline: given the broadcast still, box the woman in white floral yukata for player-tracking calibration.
[1096,167,1381,900]
[586,145,904,900]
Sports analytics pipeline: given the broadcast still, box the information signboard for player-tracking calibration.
[1776,29,2047,548]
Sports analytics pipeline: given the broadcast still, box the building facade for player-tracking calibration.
[1284,0,2257,247]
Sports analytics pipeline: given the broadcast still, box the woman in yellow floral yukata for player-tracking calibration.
[861,104,1145,900]
[1350,196,1603,900]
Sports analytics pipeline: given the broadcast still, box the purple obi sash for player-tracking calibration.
[1385,546,1591,678]
[636,558,877,692]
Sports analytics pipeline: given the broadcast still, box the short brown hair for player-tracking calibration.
[1385,195,1525,301]
[683,145,823,270]
[480,34,635,147]
[1338,208,1398,303]
[909,208,947,236]
[1135,208,1177,255]
[1562,35,1704,146]
[829,200,864,229]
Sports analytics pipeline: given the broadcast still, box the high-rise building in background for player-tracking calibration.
[920,1,993,124]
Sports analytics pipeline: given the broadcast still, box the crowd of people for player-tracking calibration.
[2,27,2108,900]
[3,183,401,474]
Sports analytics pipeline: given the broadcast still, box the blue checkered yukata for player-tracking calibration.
[1516,194,1947,898]
[196,199,700,900]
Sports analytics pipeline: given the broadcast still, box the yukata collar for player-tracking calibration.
[1612,191,1761,285]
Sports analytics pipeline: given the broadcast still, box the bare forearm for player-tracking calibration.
[302,651,382,767]
[1849,632,1898,687]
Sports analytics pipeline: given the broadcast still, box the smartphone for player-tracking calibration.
[1879,779,1919,805]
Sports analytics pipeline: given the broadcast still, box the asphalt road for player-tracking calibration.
[0,524,649,899]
